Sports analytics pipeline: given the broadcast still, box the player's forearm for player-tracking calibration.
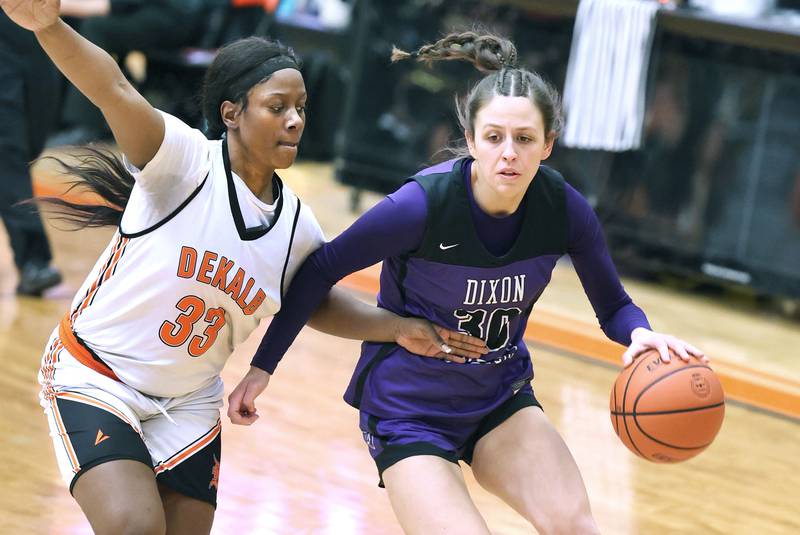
[59,0,110,17]
[35,17,162,166]
[35,18,130,112]
[308,287,402,343]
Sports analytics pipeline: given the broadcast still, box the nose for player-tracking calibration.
[501,139,517,162]
[286,107,303,130]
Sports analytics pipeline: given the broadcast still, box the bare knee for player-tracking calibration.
[87,505,166,535]
[73,460,166,535]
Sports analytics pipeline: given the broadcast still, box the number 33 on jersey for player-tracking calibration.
[64,139,324,398]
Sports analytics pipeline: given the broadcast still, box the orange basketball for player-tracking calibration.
[610,349,725,462]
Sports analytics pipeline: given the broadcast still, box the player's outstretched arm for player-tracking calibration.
[1,0,164,167]
[309,287,488,362]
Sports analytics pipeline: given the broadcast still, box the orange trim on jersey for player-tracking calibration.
[59,315,121,382]
[154,420,221,475]
[48,398,81,473]
[46,341,61,387]
[71,234,129,323]
[40,337,62,390]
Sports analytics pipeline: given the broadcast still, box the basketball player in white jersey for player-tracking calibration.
[0,1,488,533]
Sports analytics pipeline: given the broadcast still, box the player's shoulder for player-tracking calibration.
[160,110,209,144]
[535,164,568,188]
[413,157,465,179]
[410,158,467,198]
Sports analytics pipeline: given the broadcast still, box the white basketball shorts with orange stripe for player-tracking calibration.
[38,327,224,506]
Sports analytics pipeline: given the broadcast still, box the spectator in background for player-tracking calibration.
[51,0,217,146]
[0,11,62,296]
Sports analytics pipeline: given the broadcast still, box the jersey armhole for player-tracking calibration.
[402,177,434,258]
[119,174,209,238]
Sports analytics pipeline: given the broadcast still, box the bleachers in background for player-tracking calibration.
[140,0,348,160]
[332,0,800,307]
[129,0,800,306]
[140,3,274,130]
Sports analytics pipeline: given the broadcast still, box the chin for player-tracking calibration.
[274,157,297,169]
[495,183,525,195]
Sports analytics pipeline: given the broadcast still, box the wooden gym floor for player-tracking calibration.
[0,157,798,534]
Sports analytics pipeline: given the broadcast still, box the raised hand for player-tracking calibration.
[0,0,60,32]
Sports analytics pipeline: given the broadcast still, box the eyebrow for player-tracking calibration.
[263,91,307,98]
[482,123,539,131]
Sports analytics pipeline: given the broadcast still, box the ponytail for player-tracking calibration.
[31,147,133,229]
[391,31,517,73]
[391,31,562,143]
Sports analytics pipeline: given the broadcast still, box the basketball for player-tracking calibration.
[610,349,725,463]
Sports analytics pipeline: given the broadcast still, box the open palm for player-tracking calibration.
[0,0,60,32]
[396,320,488,363]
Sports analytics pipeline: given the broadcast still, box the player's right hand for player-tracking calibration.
[0,0,60,32]
[227,366,271,426]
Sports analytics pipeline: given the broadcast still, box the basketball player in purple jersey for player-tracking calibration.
[230,32,707,533]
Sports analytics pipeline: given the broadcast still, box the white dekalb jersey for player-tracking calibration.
[69,139,323,397]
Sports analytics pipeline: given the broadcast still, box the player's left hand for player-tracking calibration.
[395,318,488,363]
[623,327,708,367]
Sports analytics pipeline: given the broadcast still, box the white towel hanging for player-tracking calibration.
[562,0,660,151]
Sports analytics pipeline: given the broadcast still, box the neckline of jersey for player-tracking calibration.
[460,158,535,263]
[222,137,286,241]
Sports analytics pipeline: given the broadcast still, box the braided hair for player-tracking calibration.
[392,31,562,144]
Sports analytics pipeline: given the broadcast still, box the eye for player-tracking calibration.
[269,104,284,113]
[296,105,306,114]
[486,133,500,142]
[517,135,532,143]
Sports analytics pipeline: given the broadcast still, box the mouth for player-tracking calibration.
[278,141,298,149]
[497,168,521,178]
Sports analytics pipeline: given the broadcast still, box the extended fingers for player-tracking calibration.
[622,344,644,367]
[668,339,692,362]
[435,352,466,364]
[671,339,709,363]
[443,331,488,351]
[441,337,486,358]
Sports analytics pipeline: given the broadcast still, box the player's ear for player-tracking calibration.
[220,100,241,131]
[466,131,477,159]
[541,132,556,160]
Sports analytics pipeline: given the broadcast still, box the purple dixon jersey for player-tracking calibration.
[251,157,650,426]
[345,159,571,419]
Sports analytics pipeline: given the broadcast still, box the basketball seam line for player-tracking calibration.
[611,401,725,416]
[632,364,717,413]
[631,363,722,455]
[619,357,651,458]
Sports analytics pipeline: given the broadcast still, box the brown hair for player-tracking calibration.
[392,31,563,149]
